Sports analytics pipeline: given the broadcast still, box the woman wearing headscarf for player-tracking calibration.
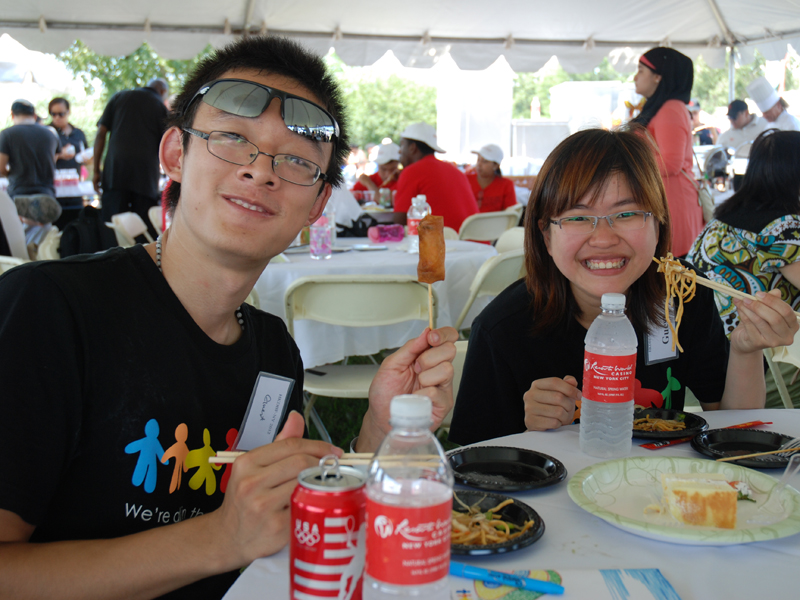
[632,47,703,257]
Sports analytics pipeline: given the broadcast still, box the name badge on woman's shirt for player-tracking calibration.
[234,372,295,450]
[646,307,679,365]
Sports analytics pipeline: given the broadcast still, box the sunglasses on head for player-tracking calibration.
[185,78,339,143]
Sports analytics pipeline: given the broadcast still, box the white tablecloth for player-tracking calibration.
[255,237,497,368]
[223,409,800,599]
[0,177,96,198]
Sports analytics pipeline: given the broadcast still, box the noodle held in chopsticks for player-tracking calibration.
[653,253,697,353]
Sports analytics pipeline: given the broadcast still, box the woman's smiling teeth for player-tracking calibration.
[229,197,266,213]
[585,258,626,270]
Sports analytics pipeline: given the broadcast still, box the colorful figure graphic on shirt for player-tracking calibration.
[661,368,681,410]
[161,423,190,494]
[220,428,238,494]
[124,418,165,494]
[185,428,221,495]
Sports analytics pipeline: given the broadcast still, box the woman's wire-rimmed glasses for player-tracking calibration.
[549,210,653,235]
[183,128,328,187]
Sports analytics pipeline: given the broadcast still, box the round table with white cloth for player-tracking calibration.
[255,237,497,368]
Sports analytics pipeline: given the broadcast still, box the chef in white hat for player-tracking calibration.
[747,76,800,131]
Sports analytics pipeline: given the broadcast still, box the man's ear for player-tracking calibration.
[305,182,333,226]
[160,127,184,184]
[539,219,553,256]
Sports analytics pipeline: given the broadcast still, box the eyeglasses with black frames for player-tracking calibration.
[183,128,328,187]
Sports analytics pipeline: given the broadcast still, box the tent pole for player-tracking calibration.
[728,45,736,102]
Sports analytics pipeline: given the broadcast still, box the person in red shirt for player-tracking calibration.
[352,142,401,194]
[393,122,478,231]
[466,143,517,213]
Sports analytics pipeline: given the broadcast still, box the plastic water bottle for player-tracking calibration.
[363,395,453,600]
[407,195,431,254]
[580,293,638,459]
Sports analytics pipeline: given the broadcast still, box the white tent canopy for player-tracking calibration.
[1,0,799,71]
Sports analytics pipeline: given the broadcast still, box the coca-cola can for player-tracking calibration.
[290,455,366,600]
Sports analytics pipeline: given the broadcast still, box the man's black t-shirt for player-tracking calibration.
[0,123,61,197]
[449,279,729,446]
[98,87,168,198]
[0,246,305,599]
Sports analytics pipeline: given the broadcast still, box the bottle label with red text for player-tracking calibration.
[583,351,636,403]
[407,218,421,235]
[365,498,451,585]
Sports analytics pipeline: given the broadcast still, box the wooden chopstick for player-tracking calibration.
[657,258,800,320]
[716,447,800,462]
[209,451,440,465]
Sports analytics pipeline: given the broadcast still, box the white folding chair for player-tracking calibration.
[285,275,438,440]
[106,212,155,248]
[36,226,62,260]
[439,340,468,432]
[148,205,163,235]
[442,226,459,240]
[495,226,525,253]
[454,248,525,332]
[505,203,524,223]
[0,255,27,274]
[458,211,518,243]
[764,340,800,409]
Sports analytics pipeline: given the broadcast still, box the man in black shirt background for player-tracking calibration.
[93,78,169,242]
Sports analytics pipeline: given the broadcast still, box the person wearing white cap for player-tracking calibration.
[747,76,800,132]
[467,143,517,213]
[352,141,401,193]
[394,122,477,231]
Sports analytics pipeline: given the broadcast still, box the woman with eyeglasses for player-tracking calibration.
[687,129,800,408]
[631,48,704,258]
[448,128,797,446]
[47,97,89,228]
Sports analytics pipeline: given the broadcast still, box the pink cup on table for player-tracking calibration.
[367,224,404,243]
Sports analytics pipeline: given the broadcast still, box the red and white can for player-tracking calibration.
[290,456,366,600]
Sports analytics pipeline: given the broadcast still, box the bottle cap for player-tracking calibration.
[600,293,626,310]
[390,394,432,427]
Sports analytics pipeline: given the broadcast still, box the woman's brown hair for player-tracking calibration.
[523,127,671,335]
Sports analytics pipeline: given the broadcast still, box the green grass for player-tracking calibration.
[305,352,462,452]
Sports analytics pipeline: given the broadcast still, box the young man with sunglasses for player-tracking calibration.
[0,36,457,600]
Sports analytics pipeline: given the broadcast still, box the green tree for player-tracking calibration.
[58,40,211,104]
[325,53,437,148]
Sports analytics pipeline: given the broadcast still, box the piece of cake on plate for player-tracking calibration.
[660,473,737,529]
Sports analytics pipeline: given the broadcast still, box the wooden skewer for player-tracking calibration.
[428,283,434,330]
[716,447,800,462]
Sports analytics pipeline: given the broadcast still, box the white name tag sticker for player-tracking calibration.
[234,372,295,451]
[646,306,679,365]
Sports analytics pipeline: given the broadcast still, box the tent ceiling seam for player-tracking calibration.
[1,20,798,49]
[705,0,737,45]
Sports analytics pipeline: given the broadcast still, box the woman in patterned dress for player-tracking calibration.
[687,129,800,407]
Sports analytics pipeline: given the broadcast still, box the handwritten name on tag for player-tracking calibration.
[234,372,295,451]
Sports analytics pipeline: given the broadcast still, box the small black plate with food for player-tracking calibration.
[451,490,545,556]
[632,407,708,440]
[691,428,796,469]
[447,446,567,491]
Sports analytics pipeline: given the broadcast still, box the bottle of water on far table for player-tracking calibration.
[406,195,431,254]
[580,292,638,459]
[364,395,453,600]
